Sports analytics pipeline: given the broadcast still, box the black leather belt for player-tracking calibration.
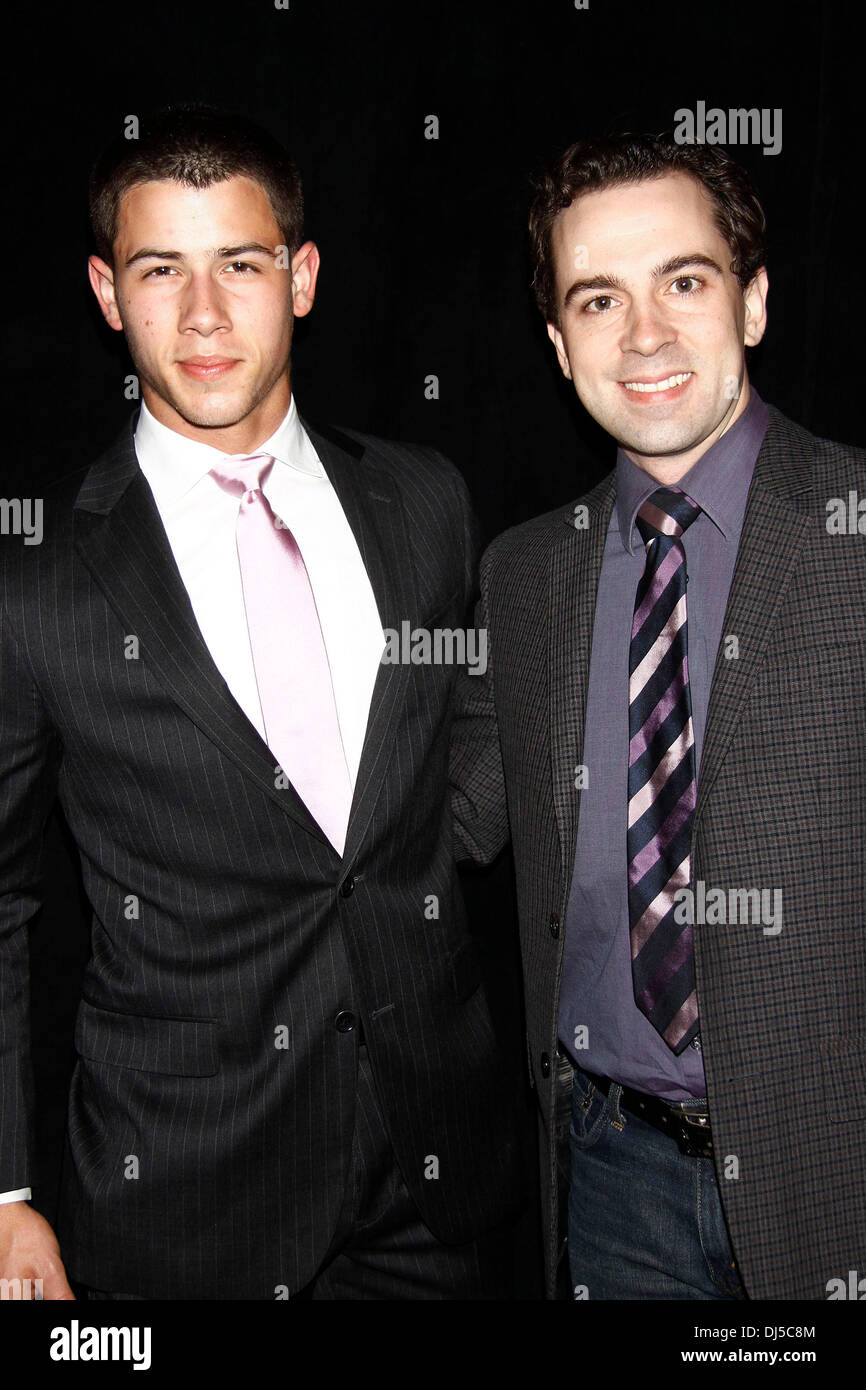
[578,1066,713,1159]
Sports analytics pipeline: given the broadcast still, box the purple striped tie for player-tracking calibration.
[627,486,701,1053]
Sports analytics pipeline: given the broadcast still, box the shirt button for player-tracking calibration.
[340,875,355,898]
[334,1011,356,1033]
[549,912,560,938]
[540,1051,551,1078]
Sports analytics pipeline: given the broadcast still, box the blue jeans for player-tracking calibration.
[568,1065,747,1300]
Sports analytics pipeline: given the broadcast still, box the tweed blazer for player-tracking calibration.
[450,403,866,1299]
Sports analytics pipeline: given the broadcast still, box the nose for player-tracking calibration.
[619,295,676,359]
[177,272,231,336]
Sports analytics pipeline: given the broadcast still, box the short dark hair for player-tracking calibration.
[528,132,768,326]
[89,102,304,268]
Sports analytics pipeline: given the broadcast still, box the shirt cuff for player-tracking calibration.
[0,1188,31,1205]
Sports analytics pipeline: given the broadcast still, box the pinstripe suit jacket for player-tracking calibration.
[450,404,866,1300]
[0,408,523,1298]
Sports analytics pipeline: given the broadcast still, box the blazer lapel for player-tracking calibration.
[547,409,815,872]
[73,412,333,845]
[548,473,617,888]
[302,419,421,863]
[695,410,814,825]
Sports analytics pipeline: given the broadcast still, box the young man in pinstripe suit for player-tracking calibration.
[0,103,524,1299]
[451,134,866,1299]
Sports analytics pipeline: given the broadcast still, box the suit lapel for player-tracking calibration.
[548,473,617,887]
[302,419,421,863]
[546,406,814,886]
[73,412,330,842]
[695,410,814,825]
[73,411,421,854]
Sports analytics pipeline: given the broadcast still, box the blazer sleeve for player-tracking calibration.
[449,553,511,866]
[0,597,63,1191]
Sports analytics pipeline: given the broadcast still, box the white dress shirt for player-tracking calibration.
[134,394,384,786]
[0,395,384,1207]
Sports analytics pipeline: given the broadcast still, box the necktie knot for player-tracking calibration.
[209,453,276,499]
[635,486,701,549]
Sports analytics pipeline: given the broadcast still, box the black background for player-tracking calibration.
[3,0,861,1300]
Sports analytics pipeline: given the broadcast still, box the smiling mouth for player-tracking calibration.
[622,372,693,394]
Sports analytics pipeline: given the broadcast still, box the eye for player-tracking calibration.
[670,275,702,295]
[143,265,176,278]
[583,294,618,314]
[225,261,258,274]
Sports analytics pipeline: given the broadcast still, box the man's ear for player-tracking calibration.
[546,319,573,380]
[290,241,320,319]
[88,256,124,332]
[743,266,768,348]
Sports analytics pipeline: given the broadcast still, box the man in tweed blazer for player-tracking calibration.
[451,134,866,1300]
[0,105,522,1299]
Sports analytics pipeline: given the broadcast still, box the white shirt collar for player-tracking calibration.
[134,392,324,507]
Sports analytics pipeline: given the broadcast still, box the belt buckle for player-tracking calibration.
[675,1109,713,1159]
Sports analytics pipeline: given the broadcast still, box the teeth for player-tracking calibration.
[623,373,692,393]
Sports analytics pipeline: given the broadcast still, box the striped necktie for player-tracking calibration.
[627,486,701,1053]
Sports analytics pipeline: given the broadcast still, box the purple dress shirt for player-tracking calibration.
[558,388,770,1100]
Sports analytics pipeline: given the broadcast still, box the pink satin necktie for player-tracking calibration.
[209,453,352,854]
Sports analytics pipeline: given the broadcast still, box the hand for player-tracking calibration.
[0,1201,75,1300]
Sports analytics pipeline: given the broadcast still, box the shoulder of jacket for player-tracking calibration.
[310,420,465,490]
[764,404,866,473]
[481,471,614,573]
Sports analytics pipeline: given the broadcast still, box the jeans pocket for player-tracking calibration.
[569,1073,610,1149]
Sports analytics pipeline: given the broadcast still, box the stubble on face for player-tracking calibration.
[108,175,296,448]
[126,330,291,433]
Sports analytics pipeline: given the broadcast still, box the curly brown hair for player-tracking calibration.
[529,132,768,327]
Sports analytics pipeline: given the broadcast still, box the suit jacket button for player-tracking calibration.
[335,1011,356,1033]
[340,875,356,898]
[540,1051,551,1078]
[549,912,560,938]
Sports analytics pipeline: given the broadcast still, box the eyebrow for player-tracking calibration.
[124,242,275,268]
[562,252,724,311]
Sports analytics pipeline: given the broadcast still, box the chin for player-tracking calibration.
[173,394,253,429]
[629,429,701,457]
